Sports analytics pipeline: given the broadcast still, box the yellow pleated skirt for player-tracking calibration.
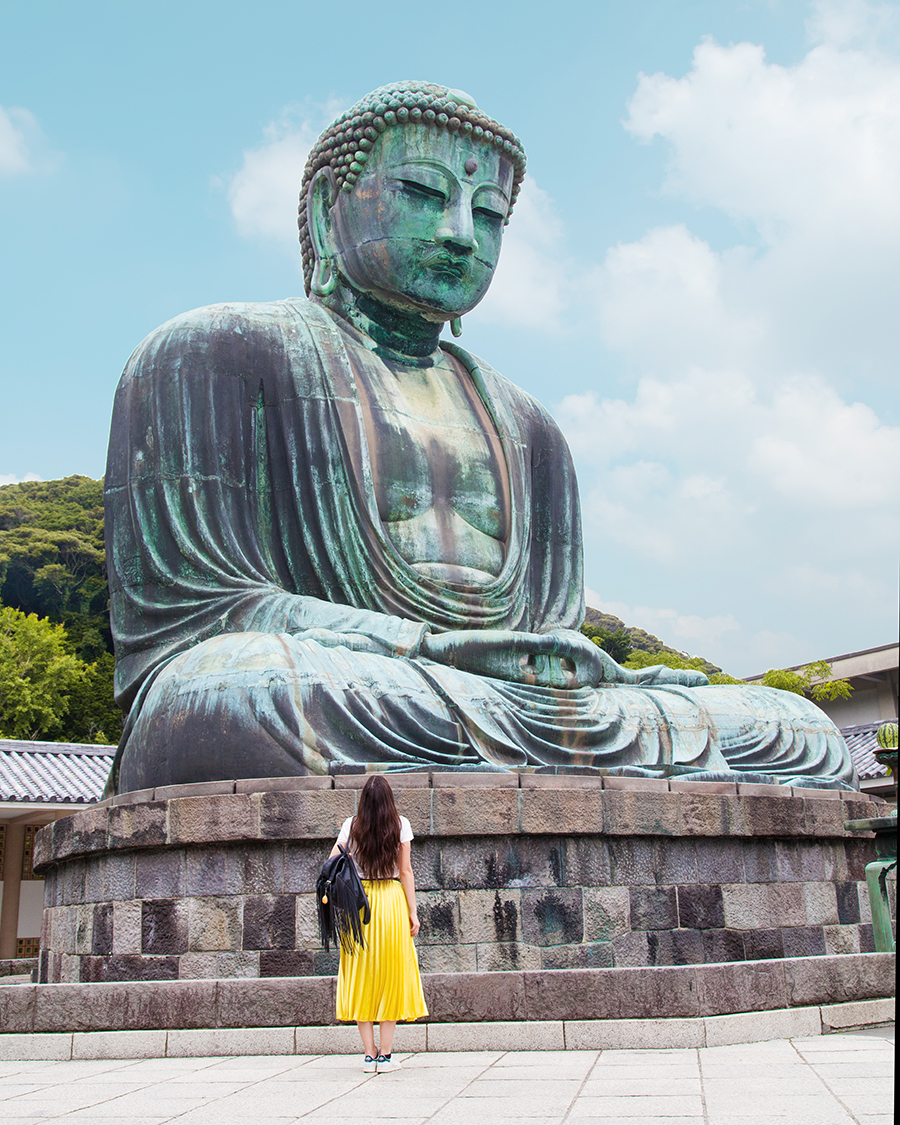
[336,879,428,1023]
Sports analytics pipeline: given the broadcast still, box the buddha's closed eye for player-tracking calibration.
[399,180,445,203]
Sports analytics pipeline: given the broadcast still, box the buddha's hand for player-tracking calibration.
[626,664,710,688]
[418,628,627,689]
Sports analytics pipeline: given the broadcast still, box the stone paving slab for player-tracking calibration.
[0,1027,891,1123]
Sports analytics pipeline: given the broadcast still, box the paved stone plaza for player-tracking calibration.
[0,1026,892,1124]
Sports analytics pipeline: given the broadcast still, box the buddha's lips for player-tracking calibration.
[422,251,471,278]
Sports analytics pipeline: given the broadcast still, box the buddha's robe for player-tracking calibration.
[103,298,856,793]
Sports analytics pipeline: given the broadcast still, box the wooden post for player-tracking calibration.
[0,821,26,959]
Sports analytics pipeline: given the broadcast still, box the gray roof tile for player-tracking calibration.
[0,739,113,804]
[840,723,891,780]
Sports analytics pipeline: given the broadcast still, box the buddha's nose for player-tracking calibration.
[435,222,478,255]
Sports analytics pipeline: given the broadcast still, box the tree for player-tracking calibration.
[57,651,122,744]
[759,660,852,701]
[0,476,109,660]
[0,605,86,739]
[582,606,723,673]
[580,624,634,664]
[706,671,747,685]
[0,477,124,744]
[623,649,712,673]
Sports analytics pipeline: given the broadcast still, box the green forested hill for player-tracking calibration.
[582,606,724,676]
[0,475,108,656]
[0,476,121,743]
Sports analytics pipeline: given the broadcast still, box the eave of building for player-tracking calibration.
[0,801,97,822]
[744,642,899,684]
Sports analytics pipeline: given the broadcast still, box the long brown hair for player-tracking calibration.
[349,775,401,880]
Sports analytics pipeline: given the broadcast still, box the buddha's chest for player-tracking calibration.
[349,346,510,579]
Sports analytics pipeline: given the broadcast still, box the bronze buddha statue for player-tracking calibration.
[103,82,855,793]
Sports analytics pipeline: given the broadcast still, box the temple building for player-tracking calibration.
[0,740,113,961]
[746,642,898,802]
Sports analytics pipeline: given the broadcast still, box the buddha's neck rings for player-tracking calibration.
[325,284,443,362]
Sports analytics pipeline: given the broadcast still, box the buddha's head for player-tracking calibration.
[299,82,526,328]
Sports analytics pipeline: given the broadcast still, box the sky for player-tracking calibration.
[1,0,897,677]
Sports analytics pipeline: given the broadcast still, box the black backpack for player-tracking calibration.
[316,844,371,953]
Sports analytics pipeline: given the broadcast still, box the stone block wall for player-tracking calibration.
[32,775,890,984]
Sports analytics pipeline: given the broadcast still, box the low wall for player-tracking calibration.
[32,774,888,984]
[0,953,894,1032]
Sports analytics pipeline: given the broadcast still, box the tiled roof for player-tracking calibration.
[0,740,113,804]
[840,723,891,780]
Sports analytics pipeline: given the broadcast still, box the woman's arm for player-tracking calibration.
[329,816,352,860]
[397,841,420,937]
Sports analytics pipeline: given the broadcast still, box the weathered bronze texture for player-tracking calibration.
[103,81,857,793]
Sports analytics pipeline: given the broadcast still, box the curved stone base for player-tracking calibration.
[0,956,894,1055]
[31,775,889,984]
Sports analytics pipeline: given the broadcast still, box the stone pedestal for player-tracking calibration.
[33,774,886,985]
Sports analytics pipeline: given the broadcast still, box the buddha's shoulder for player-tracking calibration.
[131,298,323,357]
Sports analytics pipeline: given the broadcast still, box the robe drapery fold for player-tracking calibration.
[104,298,857,793]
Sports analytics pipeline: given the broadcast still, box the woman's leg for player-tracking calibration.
[378,1020,397,1056]
[357,1021,377,1057]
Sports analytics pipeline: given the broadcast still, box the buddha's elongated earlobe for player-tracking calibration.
[450,317,463,337]
[311,257,338,298]
[307,168,339,298]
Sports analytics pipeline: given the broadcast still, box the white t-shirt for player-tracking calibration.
[336,815,413,879]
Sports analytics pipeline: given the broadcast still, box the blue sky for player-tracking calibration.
[1,0,898,675]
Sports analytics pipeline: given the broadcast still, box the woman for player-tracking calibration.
[330,775,428,1072]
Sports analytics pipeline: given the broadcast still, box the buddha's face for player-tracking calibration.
[325,124,514,320]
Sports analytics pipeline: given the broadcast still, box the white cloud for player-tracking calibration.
[807,0,899,50]
[0,472,42,486]
[748,377,900,506]
[614,12,900,389]
[0,106,54,177]
[558,364,899,671]
[560,370,899,532]
[560,369,900,512]
[225,100,347,251]
[625,31,900,239]
[555,2,900,672]
[591,225,762,373]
